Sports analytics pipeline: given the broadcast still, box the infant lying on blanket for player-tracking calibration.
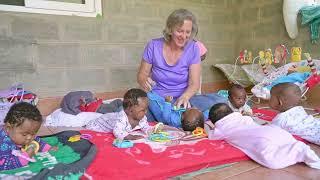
[85,88,151,140]
[147,91,205,131]
[85,88,205,140]
[206,103,320,169]
[270,83,320,145]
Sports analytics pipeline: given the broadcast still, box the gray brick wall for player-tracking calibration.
[0,0,234,97]
[0,0,317,97]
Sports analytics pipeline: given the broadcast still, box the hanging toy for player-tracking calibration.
[265,48,273,65]
[274,44,288,64]
[247,51,253,63]
[291,47,302,62]
[239,50,250,64]
[259,51,268,75]
[303,53,319,89]
[304,53,317,75]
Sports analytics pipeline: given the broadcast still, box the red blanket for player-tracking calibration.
[252,108,278,121]
[80,130,249,180]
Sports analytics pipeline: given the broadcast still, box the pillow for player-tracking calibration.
[213,64,253,87]
[45,108,103,127]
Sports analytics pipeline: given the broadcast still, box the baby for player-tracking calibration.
[207,103,320,169]
[270,82,320,145]
[148,91,204,131]
[85,88,151,140]
[228,84,252,115]
[0,102,52,171]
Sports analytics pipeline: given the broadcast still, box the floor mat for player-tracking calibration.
[80,130,249,180]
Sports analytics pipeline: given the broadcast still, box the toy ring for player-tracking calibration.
[22,140,40,154]
[149,133,172,142]
[192,127,207,137]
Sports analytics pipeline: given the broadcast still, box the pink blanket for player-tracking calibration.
[208,112,320,169]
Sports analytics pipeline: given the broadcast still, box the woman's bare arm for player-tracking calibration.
[137,60,154,92]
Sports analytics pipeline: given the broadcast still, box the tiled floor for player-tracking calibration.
[190,143,320,180]
[37,97,320,180]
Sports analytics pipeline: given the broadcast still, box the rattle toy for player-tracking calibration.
[113,139,134,148]
[192,127,207,137]
[22,141,40,154]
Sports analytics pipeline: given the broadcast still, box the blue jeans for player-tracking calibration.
[190,93,227,112]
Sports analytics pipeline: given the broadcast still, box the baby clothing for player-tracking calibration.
[0,128,51,171]
[147,91,209,128]
[207,112,320,169]
[85,110,150,140]
[272,106,320,145]
[227,100,253,115]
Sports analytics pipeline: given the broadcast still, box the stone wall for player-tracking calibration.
[0,0,317,97]
[0,0,235,97]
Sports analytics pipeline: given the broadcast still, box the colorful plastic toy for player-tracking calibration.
[291,47,302,62]
[149,132,172,142]
[68,134,92,142]
[113,139,134,148]
[22,140,40,154]
[192,127,207,137]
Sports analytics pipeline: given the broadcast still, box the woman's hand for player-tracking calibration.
[143,77,155,92]
[175,95,191,109]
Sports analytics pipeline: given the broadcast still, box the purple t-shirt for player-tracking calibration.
[143,38,200,98]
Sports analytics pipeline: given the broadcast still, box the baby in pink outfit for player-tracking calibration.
[206,103,320,169]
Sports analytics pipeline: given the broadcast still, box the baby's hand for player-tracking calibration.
[26,147,36,157]
[124,134,145,140]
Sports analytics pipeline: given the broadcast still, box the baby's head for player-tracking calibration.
[269,83,301,112]
[123,88,149,122]
[209,103,233,124]
[4,102,43,146]
[228,84,247,109]
[181,108,204,131]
